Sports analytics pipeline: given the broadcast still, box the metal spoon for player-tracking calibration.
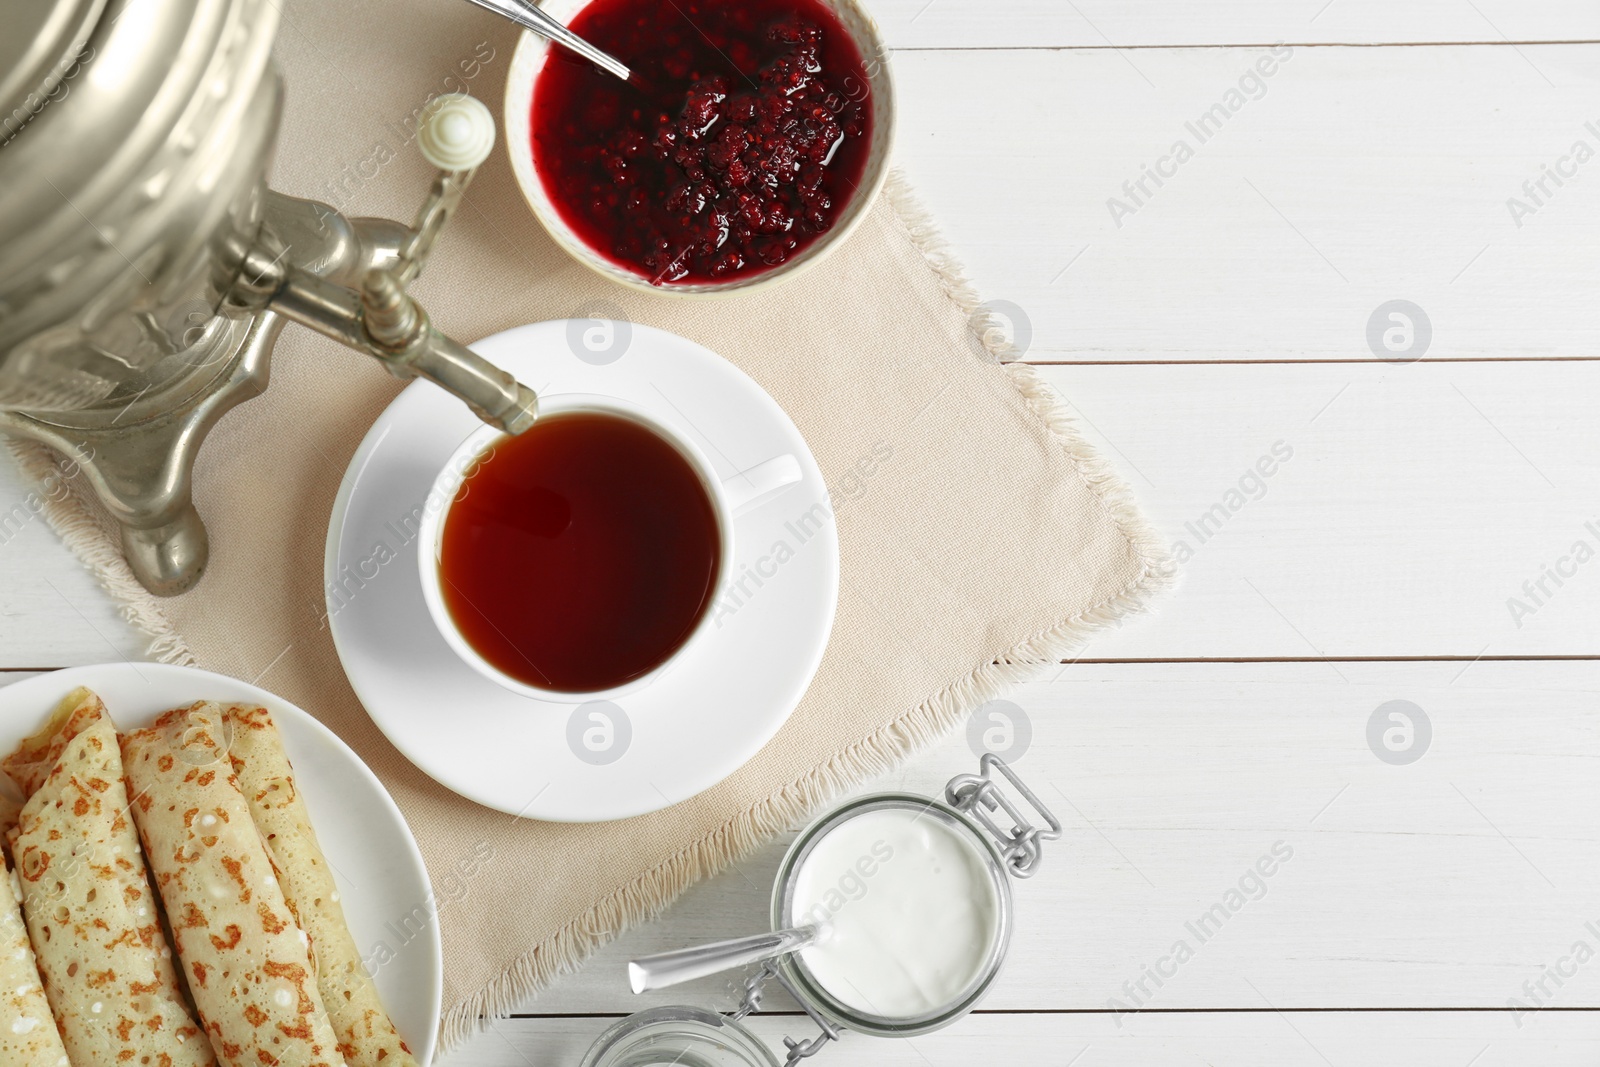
[628,925,821,994]
[463,0,632,82]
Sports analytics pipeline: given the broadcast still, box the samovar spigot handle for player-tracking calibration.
[393,93,494,283]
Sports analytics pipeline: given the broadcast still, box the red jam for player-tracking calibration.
[531,0,874,285]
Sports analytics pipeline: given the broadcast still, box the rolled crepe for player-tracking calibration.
[3,686,109,797]
[0,856,70,1067]
[227,704,416,1067]
[3,687,214,1067]
[0,791,22,845]
[122,702,345,1067]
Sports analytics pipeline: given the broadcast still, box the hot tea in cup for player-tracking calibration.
[418,394,800,702]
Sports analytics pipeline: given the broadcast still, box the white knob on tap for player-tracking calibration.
[417,93,495,171]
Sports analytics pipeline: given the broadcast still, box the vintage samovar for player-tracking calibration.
[0,0,539,596]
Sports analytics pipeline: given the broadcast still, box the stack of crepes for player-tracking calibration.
[0,688,417,1067]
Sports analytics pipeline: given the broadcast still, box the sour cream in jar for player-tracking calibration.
[785,803,1004,1021]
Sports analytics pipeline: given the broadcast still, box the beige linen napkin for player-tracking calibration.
[9,0,1170,1049]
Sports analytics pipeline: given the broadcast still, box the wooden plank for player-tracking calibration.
[873,0,1600,50]
[8,663,1600,1057]
[499,663,1600,1015]
[446,1010,1600,1067]
[11,665,1600,1051]
[1037,361,1600,659]
[2,359,1597,662]
[0,458,145,666]
[893,44,1600,361]
[13,664,1600,1019]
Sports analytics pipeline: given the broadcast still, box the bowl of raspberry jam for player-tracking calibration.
[504,0,894,294]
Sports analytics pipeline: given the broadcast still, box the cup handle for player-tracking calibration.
[722,454,803,517]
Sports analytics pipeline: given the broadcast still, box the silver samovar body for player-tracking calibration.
[0,0,539,595]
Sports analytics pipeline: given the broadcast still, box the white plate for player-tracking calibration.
[325,321,839,822]
[0,663,442,1066]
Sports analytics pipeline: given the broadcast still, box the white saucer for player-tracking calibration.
[325,321,839,822]
[0,663,442,1066]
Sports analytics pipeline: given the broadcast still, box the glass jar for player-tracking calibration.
[581,1006,780,1067]
[581,755,1061,1067]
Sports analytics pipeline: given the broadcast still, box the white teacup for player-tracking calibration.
[416,393,801,703]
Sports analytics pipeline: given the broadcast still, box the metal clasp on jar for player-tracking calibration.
[733,960,841,1064]
[944,754,1063,878]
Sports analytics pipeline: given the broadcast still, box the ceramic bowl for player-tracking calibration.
[502,0,896,297]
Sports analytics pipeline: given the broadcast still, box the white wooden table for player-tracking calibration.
[6,1,1600,1063]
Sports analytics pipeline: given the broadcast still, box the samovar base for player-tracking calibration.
[0,311,283,597]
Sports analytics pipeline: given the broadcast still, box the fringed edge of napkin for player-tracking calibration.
[5,168,1176,1056]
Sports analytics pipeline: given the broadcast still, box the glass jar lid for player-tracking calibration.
[579,1005,779,1067]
